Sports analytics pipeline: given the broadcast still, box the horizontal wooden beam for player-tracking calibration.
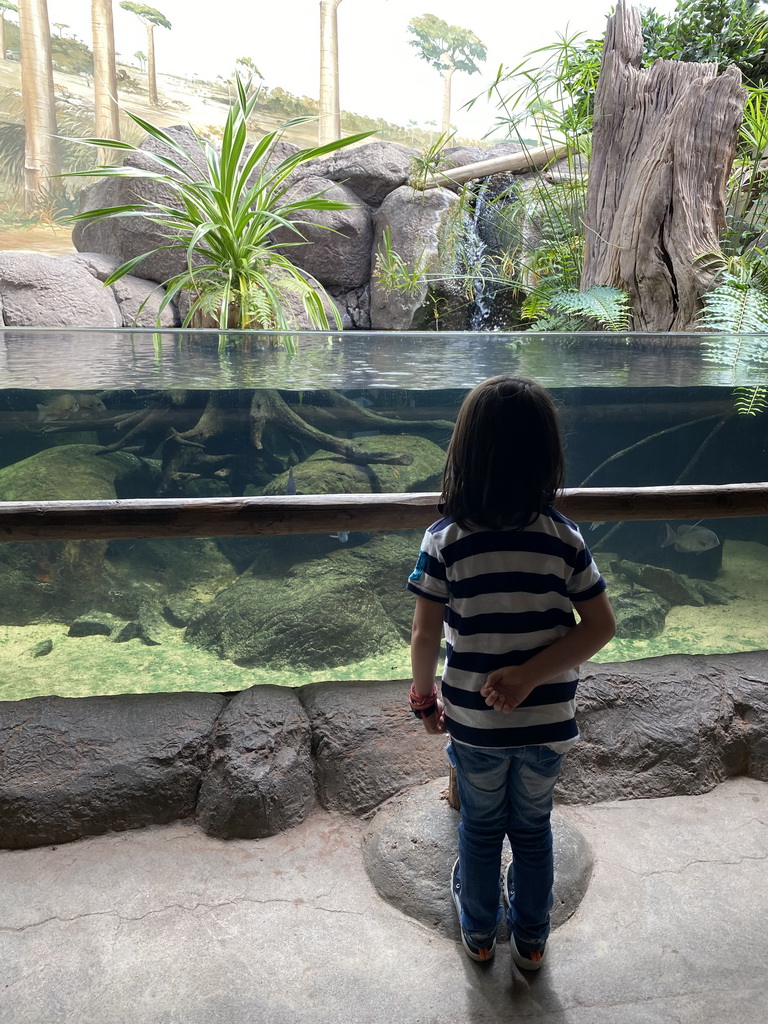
[0,484,766,543]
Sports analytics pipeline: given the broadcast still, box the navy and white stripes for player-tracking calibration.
[407,508,606,750]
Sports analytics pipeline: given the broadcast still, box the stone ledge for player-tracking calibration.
[1,651,767,850]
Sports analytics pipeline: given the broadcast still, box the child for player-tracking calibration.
[407,375,615,970]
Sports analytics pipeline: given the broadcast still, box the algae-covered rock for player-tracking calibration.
[262,433,445,497]
[0,446,159,626]
[0,444,158,501]
[186,534,420,669]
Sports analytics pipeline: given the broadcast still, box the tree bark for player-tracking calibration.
[319,0,342,144]
[581,0,747,331]
[18,0,61,213]
[0,14,7,60]
[441,66,454,134]
[146,22,158,105]
[91,0,120,162]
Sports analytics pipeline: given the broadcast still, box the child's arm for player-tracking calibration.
[410,595,446,734]
[480,591,616,713]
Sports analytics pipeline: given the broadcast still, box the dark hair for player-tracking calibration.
[440,375,565,530]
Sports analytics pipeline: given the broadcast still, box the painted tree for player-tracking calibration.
[408,13,486,133]
[0,1,18,61]
[119,2,170,106]
[17,0,61,213]
[91,0,120,162]
[319,0,343,144]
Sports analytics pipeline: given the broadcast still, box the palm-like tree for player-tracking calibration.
[17,0,61,212]
[0,1,18,61]
[91,0,120,162]
[319,0,343,144]
[408,13,487,133]
[119,2,170,106]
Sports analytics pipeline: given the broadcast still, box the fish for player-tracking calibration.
[75,393,108,417]
[329,532,350,543]
[662,522,720,554]
[36,394,79,422]
[285,468,303,495]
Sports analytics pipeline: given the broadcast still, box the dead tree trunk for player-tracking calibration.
[581,0,747,332]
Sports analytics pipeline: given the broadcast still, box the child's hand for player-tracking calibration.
[421,699,446,734]
[480,668,535,714]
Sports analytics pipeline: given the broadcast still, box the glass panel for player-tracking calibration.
[1,329,766,700]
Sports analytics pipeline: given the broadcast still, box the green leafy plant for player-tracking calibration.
[697,248,768,412]
[372,227,429,297]
[522,283,631,331]
[642,0,768,84]
[65,75,375,332]
[408,130,456,191]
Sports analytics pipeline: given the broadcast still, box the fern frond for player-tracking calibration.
[549,286,632,330]
[733,385,768,416]
[699,277,768,343]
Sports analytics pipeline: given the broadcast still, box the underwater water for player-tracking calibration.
[0,328,766,701]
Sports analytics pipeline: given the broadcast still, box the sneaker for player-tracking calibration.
[503,859,545,971]
[451,859,496,962]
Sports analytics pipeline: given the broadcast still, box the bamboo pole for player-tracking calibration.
[0,484,766,544]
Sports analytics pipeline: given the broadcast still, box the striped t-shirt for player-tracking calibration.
[406,508,606,751]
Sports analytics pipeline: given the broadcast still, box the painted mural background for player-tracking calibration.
[0,0,678,254]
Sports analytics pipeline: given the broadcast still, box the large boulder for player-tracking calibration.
[271,175,373,290]
[0,444,157,502]
[262,434,445,497]
[0,251,179,328]
[0,446,159,625]
[0,692,226,849]
[0,251,121,327]
[300,683,449,816]
[362,780,593,934]
[185,533,418,670]
[72,125,205,285]
[196,685,315,839]
[370,185,465,330]
[63,252,179,326]
[298,141,416,207]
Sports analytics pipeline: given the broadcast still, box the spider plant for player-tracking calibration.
[64,75,376,333]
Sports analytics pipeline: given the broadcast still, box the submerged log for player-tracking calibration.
[581,0,747,331]
[0,483,766,542]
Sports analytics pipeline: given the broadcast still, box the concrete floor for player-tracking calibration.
[1,777,767,1024]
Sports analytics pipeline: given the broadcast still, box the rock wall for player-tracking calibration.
[1,650,767,850]
[0,138,547,332]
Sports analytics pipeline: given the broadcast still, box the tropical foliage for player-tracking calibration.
[65,76,375,332]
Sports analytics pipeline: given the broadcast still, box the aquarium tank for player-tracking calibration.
[0,327,766,702]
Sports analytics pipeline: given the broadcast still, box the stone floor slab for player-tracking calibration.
[0,778,766,1024]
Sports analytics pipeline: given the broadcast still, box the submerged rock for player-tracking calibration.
[263,433,445,497]
[0,444,157,502]
[186,534,419,669]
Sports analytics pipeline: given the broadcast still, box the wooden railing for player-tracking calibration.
[0,483,767,543]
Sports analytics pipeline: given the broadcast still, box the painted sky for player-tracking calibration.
[45,1,679,138]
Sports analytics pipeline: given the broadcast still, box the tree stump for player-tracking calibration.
[581,0,747,332]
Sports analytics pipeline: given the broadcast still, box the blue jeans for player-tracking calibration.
[449,740,564,950]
